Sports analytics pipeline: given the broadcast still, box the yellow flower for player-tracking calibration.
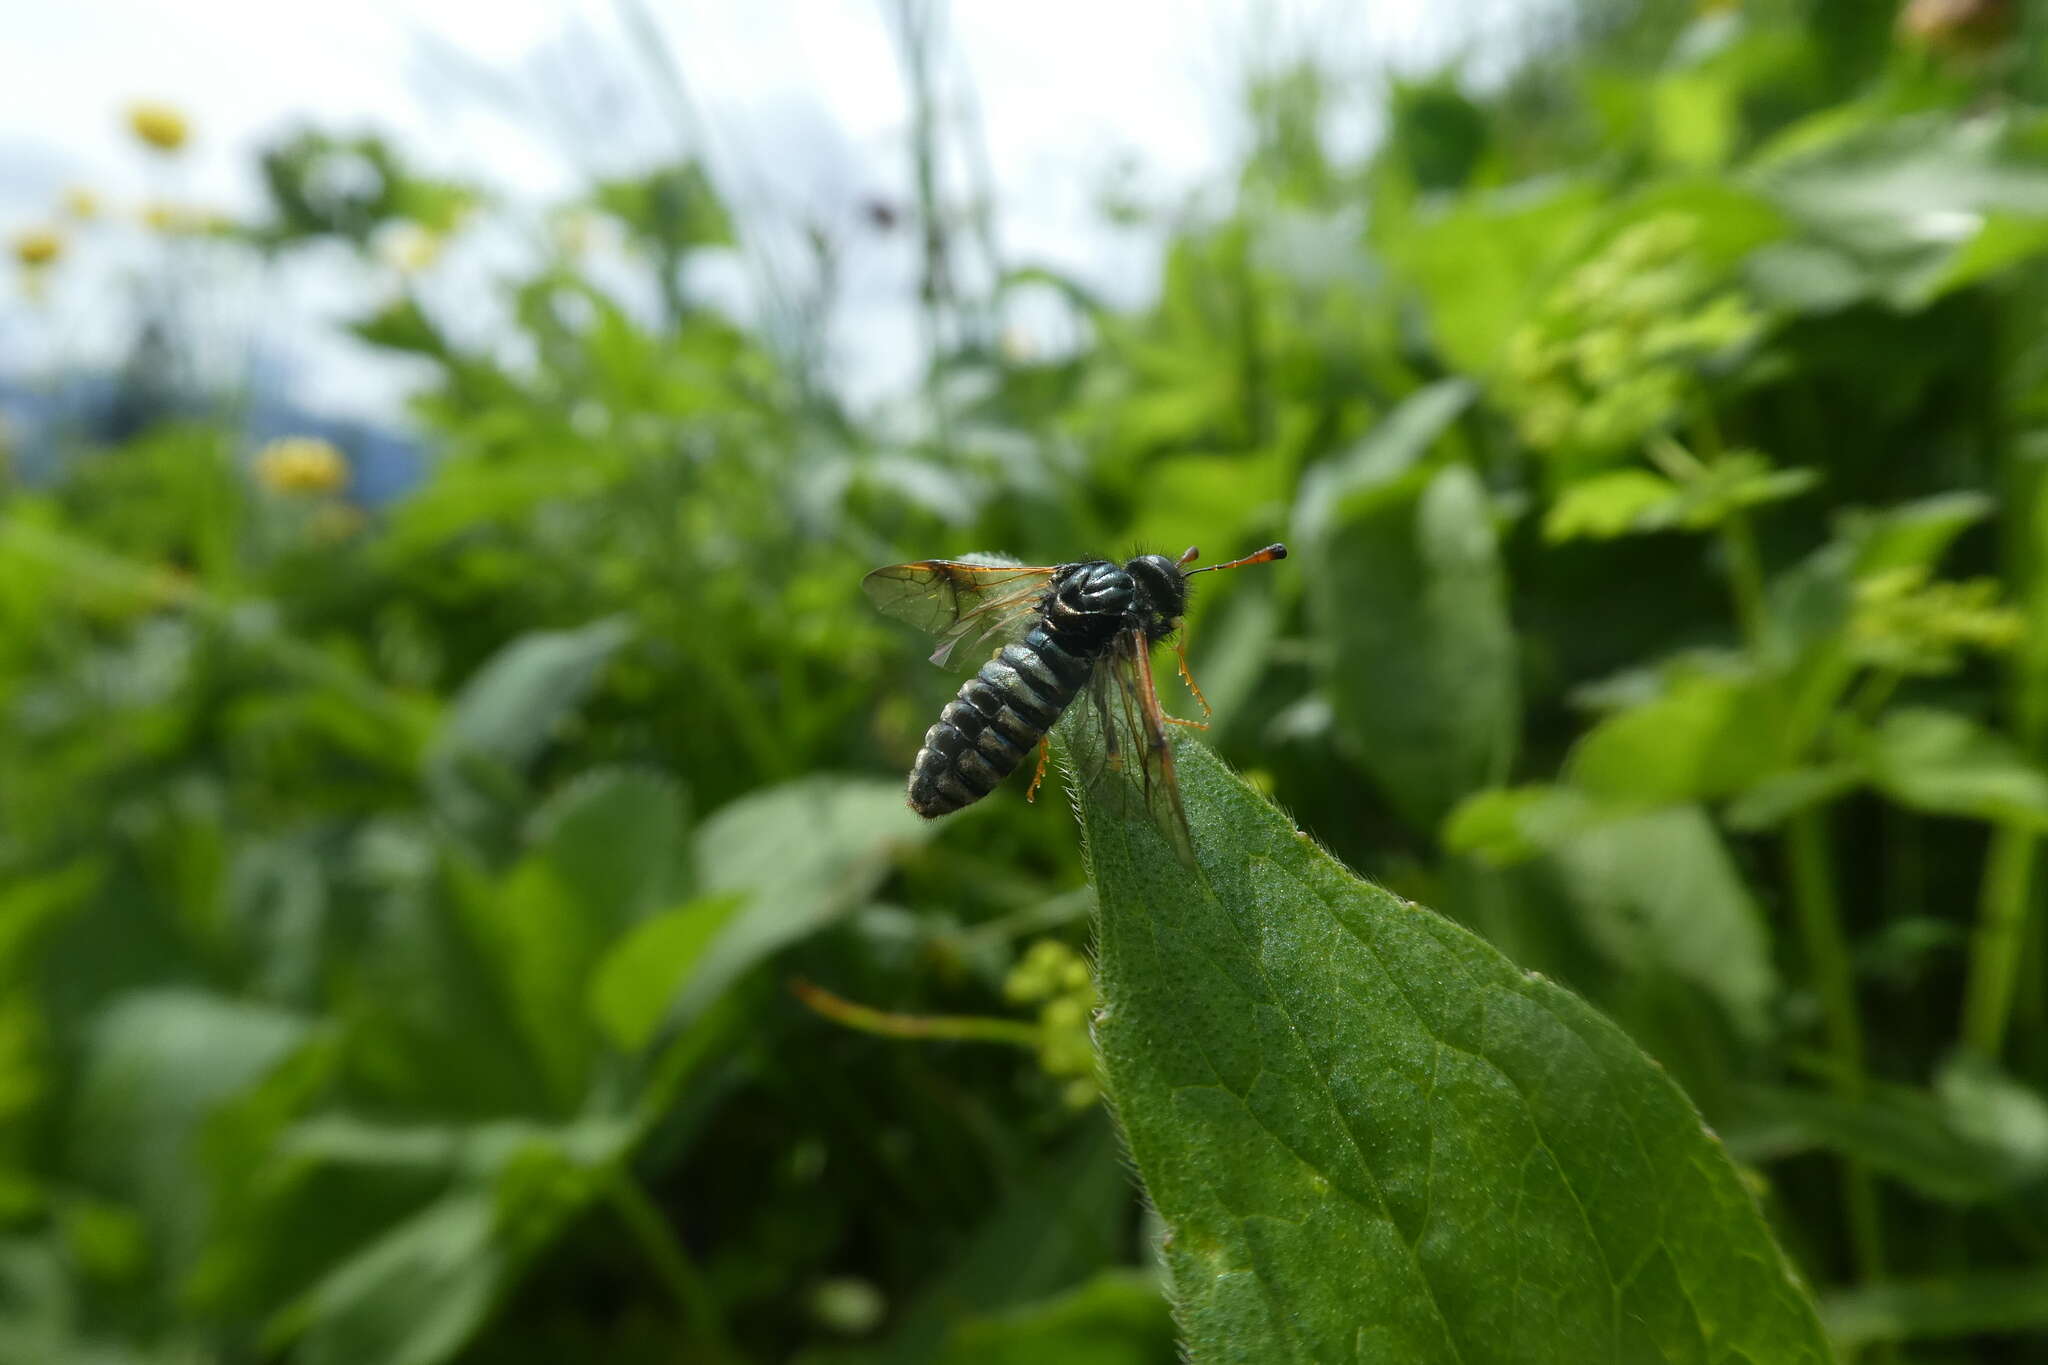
[253,436,350,496]
[126,101,190,154]
[12,229,62,269]
[62,188,100,221]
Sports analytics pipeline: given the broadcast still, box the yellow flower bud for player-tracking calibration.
[253,436,350,496]
[12,229,62,269]
[126,102,190,154]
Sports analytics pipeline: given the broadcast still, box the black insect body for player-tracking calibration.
[864,543,1287,857]
[907,556,1172,816]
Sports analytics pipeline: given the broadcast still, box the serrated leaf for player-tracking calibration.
[1073,733,1831,1363]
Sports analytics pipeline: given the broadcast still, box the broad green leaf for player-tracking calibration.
[1727,1083,2048,1206]
[1386,180,1602,373]
[1075,734,1831,1363]
[474,767,692,1099]
[588,894,748,1050]
[1724,766,1865,831]
[1822,1267,2048,1350]
[1858,708,2048,828]
[1544,807,1778,1042]
[274,1188,505,1365]
[1298,388,1517,829]
[265,1117,625,1365]
[1754,114,2048,310]
[437,618,631,769]
[524,766,690,926]
[1442,785,1600,866]
[688,777,931,1018]
[1542,470,1677,542]
[425,619,632,827]
[73,991,309,1274]
[1566,669,1790,807]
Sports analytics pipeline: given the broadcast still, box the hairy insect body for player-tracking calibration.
[908,560,1164,817]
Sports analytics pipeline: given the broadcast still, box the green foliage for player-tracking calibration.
[1074,734,1830,1362]
[12,4,2048,1361]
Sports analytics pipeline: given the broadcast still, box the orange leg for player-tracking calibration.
[1174,633,1212,728]
[1025,736,1051,802]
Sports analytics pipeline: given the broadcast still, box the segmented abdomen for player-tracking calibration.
[907,626,1095,816]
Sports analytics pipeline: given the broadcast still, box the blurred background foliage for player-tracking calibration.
[6,0,2048,1360]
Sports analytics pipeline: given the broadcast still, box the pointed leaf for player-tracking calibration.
[1072,733,1831,1364]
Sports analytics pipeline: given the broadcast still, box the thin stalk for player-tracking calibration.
[1719,510,1770,653]
[1786,807,1887,1282]
[791,978,1041,1049]
[1961,825,2039,1056]
[603,1169,738,1361]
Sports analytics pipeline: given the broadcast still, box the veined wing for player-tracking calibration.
[1063,627,1197,867]
[862,557,1059,669]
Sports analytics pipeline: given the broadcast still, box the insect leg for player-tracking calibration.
[1025,736,1051,803]
[1173,632,1212,725]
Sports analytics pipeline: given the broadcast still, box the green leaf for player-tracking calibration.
[433,619,631,775]
[1566,669,1790,807]
[1544,807,1778,1042]
[1728,1081,2048,1206]
[1298,388,1517,829]
[1822,1267,2048,1350]
[525,766,690,928]
[933,1269,1175,1365]
[1754,114,2048,310]
[587,895,748,1051]
[425,620,632,834]
[1724,766,1866,830]
[688,777,932,1018]
[1543,470,1678,542]
[73,991,309,1274]
[1442,785,1600,866]
[1387,180,1603,373]
[275,1188,505,1365]
[1858,708,2048,828]
[1075,734,1831,1363]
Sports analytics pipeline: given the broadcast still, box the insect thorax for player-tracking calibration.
[1041,554,1188,653]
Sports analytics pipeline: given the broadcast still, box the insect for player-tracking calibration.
[863,542,1287,859]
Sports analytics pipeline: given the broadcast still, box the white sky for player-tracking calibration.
[0,0,1541,421]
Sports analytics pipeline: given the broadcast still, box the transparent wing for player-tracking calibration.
[862,558,1059,669]
[1062,628,1196,866]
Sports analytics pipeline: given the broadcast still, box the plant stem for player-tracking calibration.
[604,1169,738,1361]
[1961,825,2039,1056]
[790,978,1041,1048]
[1785,807,1886,1282]
[1719,510,1770,652]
